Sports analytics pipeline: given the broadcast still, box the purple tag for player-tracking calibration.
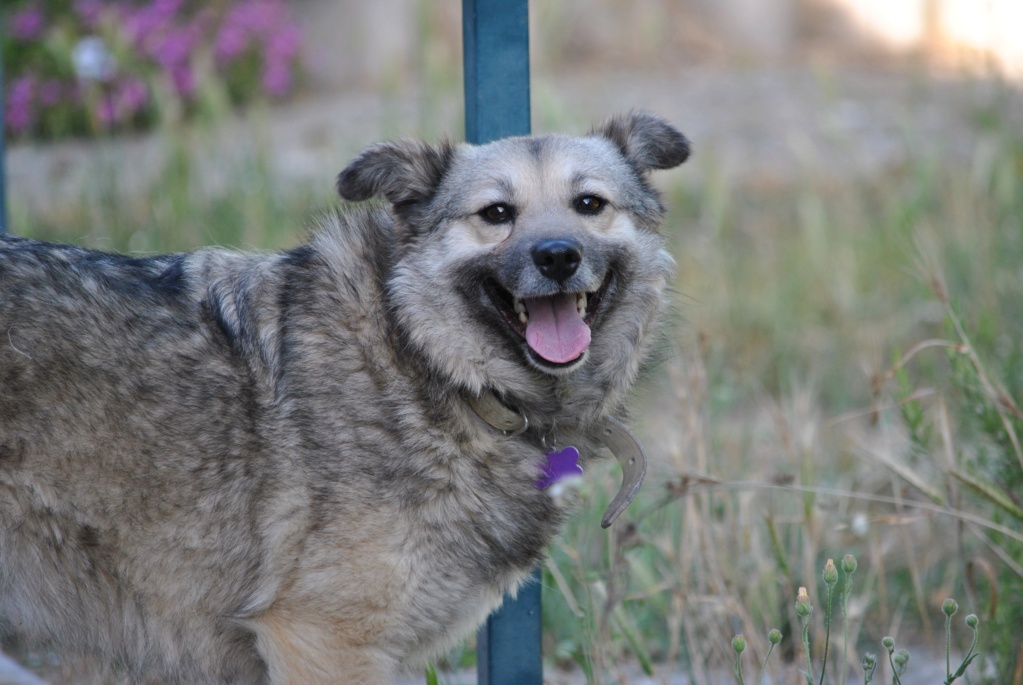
[536,446,583,490]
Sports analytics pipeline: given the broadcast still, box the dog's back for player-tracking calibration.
[0,235,286,682]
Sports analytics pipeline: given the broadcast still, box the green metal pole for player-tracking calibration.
[476,570,542,685]
[0,18,7,235]
[462,1,541,684]
[463,0,530,144]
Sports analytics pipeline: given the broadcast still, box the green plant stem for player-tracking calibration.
[802,617,814,685]
[735,651,746,685]
[819,583,834,685]
[887,649,902,685]
[965,628,978,663]
[946,626,981,684]
[945,612,952,682]
[757,643,776,685]
[841,579,853,684]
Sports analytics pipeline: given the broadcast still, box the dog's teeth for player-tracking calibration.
[577,293,587,318]
[514,297,528,324]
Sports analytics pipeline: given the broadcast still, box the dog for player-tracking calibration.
[0,111,689,683]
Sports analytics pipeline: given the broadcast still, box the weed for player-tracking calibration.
[731,556,981,685]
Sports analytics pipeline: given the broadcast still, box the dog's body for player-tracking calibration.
[0,113,688,683]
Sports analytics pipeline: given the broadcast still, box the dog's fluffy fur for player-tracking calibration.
[0,112,689,683]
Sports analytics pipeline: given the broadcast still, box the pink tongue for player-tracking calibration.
[524,294,591,363]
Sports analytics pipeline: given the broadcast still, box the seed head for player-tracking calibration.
[823,558,838,587]
[862,653,878,684]
[768,629,782,645]
[842,554,858,575]
[942,598,959,616]
[731,634,746,654]
[795,586,813,618]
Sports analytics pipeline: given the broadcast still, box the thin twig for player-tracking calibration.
[641,480,1023,547]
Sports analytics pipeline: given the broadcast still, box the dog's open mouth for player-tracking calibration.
[485,272,612,368]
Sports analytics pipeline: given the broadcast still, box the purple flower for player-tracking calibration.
[95,95,118,126]
[74,0,105,29]
[214,0,304,97]
[38,79,64,107]
[121,5,165,50]
[147,0,185,23]
[265,24,301,60]
[261,60,291,97]
[6,76,36,134]
[214,23,249,63]
[9,5,45,41]
[235,0,285,34]
[169,63,195,98]
[152,27,196,67]
[6,0,303,140]
[117,78,149,116]
[121,0,185,51]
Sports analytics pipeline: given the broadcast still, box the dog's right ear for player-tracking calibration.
[592,111,690,173]
[337,140,455,206]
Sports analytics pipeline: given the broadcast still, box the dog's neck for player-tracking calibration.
[466,391,648,528]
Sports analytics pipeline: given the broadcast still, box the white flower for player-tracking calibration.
[851,512,869,537]
[73,37,117,81]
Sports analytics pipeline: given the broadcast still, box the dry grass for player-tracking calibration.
[542,93,1023,683]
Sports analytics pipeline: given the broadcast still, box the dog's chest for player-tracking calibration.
[384,441,559,660]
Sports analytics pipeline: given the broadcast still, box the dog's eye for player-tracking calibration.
[480,203,514,224]
[574,195,605,215]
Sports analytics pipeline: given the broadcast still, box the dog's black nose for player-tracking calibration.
[531,239,583,284]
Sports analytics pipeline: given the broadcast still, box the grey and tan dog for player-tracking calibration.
[0,112,689,683]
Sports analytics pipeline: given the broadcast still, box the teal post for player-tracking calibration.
[476,570,542,685]
[463,0,530,144]
[462,1,541,684]
[0,20,7,235]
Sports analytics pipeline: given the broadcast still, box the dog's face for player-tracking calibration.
[337,112,689,418]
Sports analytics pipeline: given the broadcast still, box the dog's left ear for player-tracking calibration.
[592,111,690,173]
[337,139,455,206]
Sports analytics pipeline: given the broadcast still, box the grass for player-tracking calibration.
[10,128,327,254]
[539,78,1023,683]
[8,70,1023,685]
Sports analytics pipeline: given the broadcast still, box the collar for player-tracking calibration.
[467,392,648,528]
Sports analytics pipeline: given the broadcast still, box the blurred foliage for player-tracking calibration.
[2,0,305,140]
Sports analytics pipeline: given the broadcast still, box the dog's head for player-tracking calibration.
[337,112,689,422]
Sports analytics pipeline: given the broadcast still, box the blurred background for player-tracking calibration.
[3,1,1023,684]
